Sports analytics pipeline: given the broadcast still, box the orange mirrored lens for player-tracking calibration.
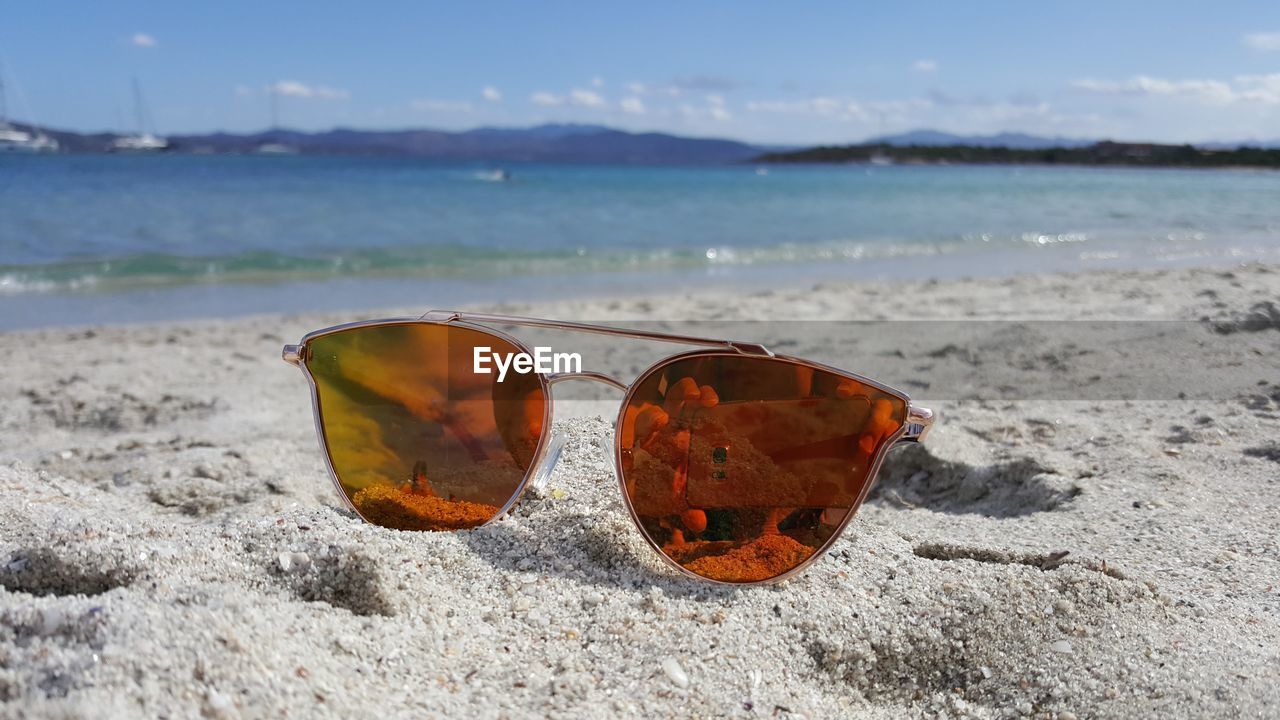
[618,354,905,582]
[306,322,546,531]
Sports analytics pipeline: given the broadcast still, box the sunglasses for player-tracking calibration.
[282,311,934,585]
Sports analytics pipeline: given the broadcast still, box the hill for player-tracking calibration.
[6,122,771,165]
[756,140,1280,168]
[864,129,1096,149]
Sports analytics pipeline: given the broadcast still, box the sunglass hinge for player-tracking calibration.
[899,405,935,443]
[419,310,461,322]
[728,341,774,357]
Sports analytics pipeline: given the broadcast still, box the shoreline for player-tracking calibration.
[760,158,1280,173]
[4,249,1277,331]
[11,151,1280,171]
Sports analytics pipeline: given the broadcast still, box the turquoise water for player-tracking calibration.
[1,155,1278,326]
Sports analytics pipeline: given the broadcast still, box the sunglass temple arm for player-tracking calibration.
[421,310,775,357]
[429,309,934,444]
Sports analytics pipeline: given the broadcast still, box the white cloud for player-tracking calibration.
[627,81,683,97]
[913,59,938,72]
[1072,74,1280,105]
[605,84,1116,142]
[746,96,863,119]
[268,80,350,100]
[234,85,253,97]
[569,89,607,108]
[528,88,610,109]
[1070,78,1126,94]
[131,33,156,48]
[746,94,1051,128]
[676,98,734,122]
[1243,32,1280,51]
[482,86,502,102]
[1071,76,1230,102]
[746,99,810,114]
[591,76,605,88]
[810,96,844,114]
[410,98,473,112]
[620,97,646,115]
[531,91,563,106]
[1235,73,1280,102]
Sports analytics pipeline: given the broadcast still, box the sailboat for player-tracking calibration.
[867,111,894,166]
[868,149,894,166]
[109,78,169,152]
[0,68,59,153]
[0,123,57,154]
[253,86,298,155]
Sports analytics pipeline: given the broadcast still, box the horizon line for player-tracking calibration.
[7,119,1272,149]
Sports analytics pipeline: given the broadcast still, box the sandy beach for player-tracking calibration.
[2,262,1278,718]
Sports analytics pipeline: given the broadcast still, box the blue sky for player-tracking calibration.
[4,2,1280,143]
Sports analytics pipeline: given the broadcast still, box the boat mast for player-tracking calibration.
[131,76,154,137]
[132,77,144,135]
[0,63,8,125]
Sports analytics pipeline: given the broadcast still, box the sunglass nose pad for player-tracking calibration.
[529,433,568,494]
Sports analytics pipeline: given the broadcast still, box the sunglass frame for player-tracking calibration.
[283,310,934,585]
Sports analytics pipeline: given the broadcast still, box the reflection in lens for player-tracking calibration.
[306,322,545,530]
[618,355,905,582]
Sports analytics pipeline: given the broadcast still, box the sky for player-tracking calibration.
[3,2,1280,144]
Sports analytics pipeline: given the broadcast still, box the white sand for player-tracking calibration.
[2,263,1279,718]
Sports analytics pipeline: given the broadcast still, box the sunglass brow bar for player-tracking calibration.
[282,309,934,444]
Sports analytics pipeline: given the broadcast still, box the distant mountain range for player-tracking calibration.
[9,122,1280,162]
[12,122,776,165]
[865,129,1280,150]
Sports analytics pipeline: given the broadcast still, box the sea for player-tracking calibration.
[2,155,1278,328]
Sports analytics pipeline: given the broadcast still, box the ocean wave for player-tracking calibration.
[0,234,1097,295]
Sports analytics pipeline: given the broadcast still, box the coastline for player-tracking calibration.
[4,239,1277,331]
[757,140,1280,170]
[3,262,1278,717]
[7,157,1280,332]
